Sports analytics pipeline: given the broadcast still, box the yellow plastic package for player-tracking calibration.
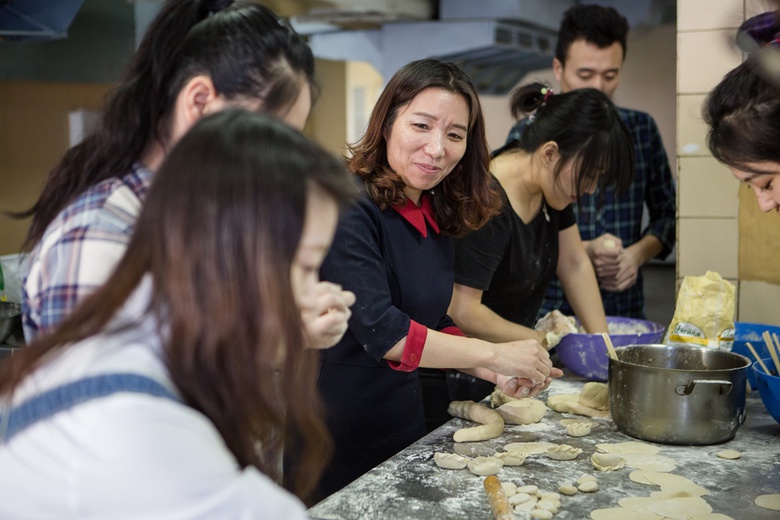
[664,271,735,350]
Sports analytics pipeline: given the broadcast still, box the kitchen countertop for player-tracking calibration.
[308,377,780,519]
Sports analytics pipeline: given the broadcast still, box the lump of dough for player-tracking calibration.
[577,474,597,484]
[566,421,593,437]
[547,393,610,419]
[535,310,578,350]
[467,456,504,476]
[448,400,505,442]
[433,452,469,470]
[490,386,517,407]
[530,508,554,519]
[536,500,559,513]
[559,484,578,495]
[716,449,741,460]
[579,480,599,492]
[578,382,609,410]
[755,494,780,511]
[509,492,533,506]
[495,450,528,466]
[546,444,583,460]
[517,484,539,495]
[501,482,517,497]
[497,398,547,424]
[591,452,625,471]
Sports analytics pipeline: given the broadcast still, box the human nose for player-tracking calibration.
[423,133,444,159]
[755,189,780,213]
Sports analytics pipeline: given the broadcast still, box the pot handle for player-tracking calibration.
[675,380,733,396]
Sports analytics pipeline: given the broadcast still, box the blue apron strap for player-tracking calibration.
[0,373,182,443]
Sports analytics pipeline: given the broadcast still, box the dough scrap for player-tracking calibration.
[448,400,505,442]
[646,497,712,519]
[433,452,469,470]
[504,441,557,455]
[497,398,547,424]
[715,449,741,460]
[629,470,709,496]
[621,452,677,472]
[578,382,609,410]
[547,393,610,419]
[547,444,583,460]
[596,441,661,455]
[495,450,528,466]
[755,494,780,511]
[591,452,626,471]
[566,421,593,437]
[467,456,504,476]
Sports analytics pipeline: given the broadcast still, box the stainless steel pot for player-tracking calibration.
[608,344,751,445]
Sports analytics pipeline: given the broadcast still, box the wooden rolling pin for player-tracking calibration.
[483,475,514,520]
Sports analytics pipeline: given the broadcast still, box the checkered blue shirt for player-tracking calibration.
[506,107,676,318]
[22,164,153,340]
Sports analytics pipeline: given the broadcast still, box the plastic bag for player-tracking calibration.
[664,271,735,350]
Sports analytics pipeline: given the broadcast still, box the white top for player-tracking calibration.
[0,284,307,520]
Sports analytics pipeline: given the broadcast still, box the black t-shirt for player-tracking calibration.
[454,180,576,327]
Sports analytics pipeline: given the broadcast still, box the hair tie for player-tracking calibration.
[541,86,554,104]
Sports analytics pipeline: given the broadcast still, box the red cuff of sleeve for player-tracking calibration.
[387,320,427,372]
[440,325,465,337]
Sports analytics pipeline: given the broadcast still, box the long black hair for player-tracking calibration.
[1,109,357,501]
[500,82,634,197]
[18,0,315,251]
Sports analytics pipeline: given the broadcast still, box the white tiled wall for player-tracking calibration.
[677,0,780,326]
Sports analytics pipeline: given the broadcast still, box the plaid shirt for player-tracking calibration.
[23,164,153,340]
[506,107,676,318]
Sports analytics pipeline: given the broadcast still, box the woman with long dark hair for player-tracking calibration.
[0,109,357,516]
[449,83,634,346]
[704,11,780,214]
[21,0,354,348]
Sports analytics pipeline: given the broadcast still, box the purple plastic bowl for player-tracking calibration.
[753,358,780,424]
[555,316,666,381]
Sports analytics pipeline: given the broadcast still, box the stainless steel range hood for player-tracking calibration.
[292,0,674,95]
[0,0,83,42]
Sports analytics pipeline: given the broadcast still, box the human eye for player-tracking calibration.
[448,131,465,141]
[761,180,773,192]
[412,121,429,130]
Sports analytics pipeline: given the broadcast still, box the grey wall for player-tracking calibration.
[0,0,135,83]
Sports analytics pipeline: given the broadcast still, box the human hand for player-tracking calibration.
[535,310,578,350]
[490,339,562,386]
[598,245,640,292]
[496,374,560,398]
[586,234,623,280]
[300,282,356,349]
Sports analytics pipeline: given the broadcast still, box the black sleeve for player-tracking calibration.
[453,206,512,291]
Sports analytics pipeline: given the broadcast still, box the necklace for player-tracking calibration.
[541,200,550,222]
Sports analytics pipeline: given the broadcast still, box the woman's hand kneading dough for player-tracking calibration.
[491,339,562,398]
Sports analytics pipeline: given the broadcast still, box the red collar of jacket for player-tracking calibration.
[392,193,440,238]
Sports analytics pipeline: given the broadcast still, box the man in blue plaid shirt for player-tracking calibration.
[507,4,676,319]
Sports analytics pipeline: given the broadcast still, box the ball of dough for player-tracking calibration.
[559,484,578,495]
[578,480,599,492]
[517,485,539,495]
[530,508,554,519]
[578,382,609,410]
[755,494,780,511]
[509,492,533,506]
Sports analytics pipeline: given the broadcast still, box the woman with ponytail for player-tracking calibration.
[449,83,634,349]
[704,10,780,214]
[0,109,357,516]
[21,0,355,347]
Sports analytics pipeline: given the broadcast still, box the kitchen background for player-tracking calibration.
[0,0,777,326]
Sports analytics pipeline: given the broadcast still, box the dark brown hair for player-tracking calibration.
[555,4,629,65]
[0,109,357,501]
[503,82,634,196]
[346,58,500,237]
[17,0,315,251]
[704,11,780,171]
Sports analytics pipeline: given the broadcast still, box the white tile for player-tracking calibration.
[678,30,743,94]
[677,94,709,157]
[678,0,742,31]
[738,281,780,326]
[678,157,739,217]
[678,218,738,278]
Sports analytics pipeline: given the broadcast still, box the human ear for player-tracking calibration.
[552,58,564,85]
[541,141,560,166]
[171,75,220,137]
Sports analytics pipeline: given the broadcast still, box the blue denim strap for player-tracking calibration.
[0,373,181,443]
